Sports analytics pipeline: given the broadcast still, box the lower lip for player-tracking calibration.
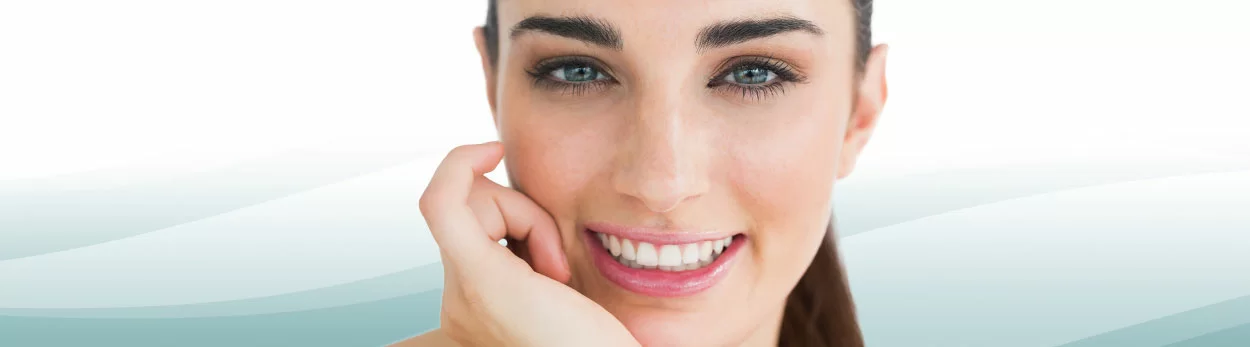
[584,229,744,297]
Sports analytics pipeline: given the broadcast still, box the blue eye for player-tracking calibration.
[550,64,605,83]
[725,67,776,85]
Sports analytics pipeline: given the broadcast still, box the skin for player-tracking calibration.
[399,0,887,346]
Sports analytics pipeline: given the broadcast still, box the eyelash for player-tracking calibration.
[524,56,614,97]
[707,56,807,102]
[524,55,806,101]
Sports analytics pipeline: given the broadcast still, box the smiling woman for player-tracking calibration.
[399,0,886,346]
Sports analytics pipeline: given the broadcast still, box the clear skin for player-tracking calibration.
[399,0,887,346]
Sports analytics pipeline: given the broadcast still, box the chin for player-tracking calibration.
[613,307,749,347]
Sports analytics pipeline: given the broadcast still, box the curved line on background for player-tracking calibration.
[1164,321,1250,347]
[0,263,444,319]
[1057,294,1250,347]
[0,289,444,347]
[6,154,1242,261]
[834,163,1250,238]
[0,148,421,261]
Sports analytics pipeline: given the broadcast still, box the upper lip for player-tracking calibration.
[583,221,739,245]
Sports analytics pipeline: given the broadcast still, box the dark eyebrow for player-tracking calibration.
[510,15,623,50]
[696,16,824,51]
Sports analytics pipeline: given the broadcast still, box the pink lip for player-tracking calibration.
[584,222,736,245]
[583,229,745,297]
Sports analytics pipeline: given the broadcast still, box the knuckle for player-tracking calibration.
[446,144,476,159]
[417,190,438,216]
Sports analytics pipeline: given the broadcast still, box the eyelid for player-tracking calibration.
[707,55,806,86]
[704,55,807,102]
[524,55,619,97]
[526,55,617,81]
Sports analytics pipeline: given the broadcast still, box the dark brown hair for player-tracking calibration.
[485,1,870,345]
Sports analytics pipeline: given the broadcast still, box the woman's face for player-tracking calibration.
[476,0,885,345]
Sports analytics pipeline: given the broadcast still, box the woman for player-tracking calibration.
[402,0,887,345]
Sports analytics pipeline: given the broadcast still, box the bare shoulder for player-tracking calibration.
[389,328,459,347]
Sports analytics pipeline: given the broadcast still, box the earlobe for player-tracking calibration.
[473,27,499,124]
[836,44,890,180]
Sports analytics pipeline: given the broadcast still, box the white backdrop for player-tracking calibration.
[2,0,1248,180]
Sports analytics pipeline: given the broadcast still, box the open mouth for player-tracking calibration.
[583,223,745,297]
[592,231,734,271]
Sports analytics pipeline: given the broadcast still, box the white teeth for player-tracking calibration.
[594,232,739,272]
[608,235,621,257]
[658,245,683,267]
[621,239,636,260]
[682,243,699,264]
[636,242,659,266]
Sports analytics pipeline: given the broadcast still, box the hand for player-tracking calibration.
[419,142,639,347]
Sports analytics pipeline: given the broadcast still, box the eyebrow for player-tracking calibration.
[696,16,824,51]
[510,15,623,50]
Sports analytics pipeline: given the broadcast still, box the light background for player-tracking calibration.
[1,0,1248,346]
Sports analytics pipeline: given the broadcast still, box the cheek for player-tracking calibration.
[722,83,847,285]
[499,111,608,212]
[499,94,633,297]
[496,88,620,247]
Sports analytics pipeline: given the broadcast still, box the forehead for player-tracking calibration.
[495,0,856,49]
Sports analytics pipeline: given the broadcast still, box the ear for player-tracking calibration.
[473,26,499,125]
[837,44,889,180]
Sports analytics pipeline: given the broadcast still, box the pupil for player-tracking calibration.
[564,65,595,82]
[735,68,768,84]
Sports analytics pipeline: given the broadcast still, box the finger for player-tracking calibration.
[466,178,506,240]
[467,177,571,283]
[419,141,504,253]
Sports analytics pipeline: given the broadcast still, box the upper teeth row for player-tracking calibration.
[595,232,733,269]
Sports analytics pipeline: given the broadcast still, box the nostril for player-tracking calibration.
[611,151,707,213]
[637,184,692,213]
[648,200,680,213]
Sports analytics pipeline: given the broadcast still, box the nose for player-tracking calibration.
[612,91,709,213]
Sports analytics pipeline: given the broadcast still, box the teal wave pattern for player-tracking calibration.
[0,149,420,261]
[0,290,443,347]
[2,151,1247,346]
[0,264,444,319]
[1167,323,1250,347]
[1060,294,1250,347]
